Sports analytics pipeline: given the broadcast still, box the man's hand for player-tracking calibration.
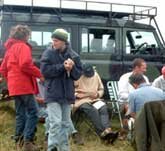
[90,92,99,99]
[67,58,75,66]
[35,97,45,104]
[76,93,85,99]
[39,76,45,82]
[0,77,3,83]
[64,58,74,71]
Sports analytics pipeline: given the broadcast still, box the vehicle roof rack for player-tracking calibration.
[0,0,157,21]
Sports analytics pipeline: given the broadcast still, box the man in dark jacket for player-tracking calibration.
[41,28,82,151]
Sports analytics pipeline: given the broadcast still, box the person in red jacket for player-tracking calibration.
[0,25,44,151]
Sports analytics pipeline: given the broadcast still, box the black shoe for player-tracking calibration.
[101,131,119,144]
[72,132,84,145]
[51,147,58,151]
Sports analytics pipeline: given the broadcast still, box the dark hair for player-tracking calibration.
[132,58,145,69]
[129,73,146,85]
[9,25,31,40]
[82,63,94,77]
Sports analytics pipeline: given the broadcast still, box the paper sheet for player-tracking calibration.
[92,100,105,110]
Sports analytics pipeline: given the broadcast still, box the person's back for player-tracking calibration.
[152,66,165,92]
[128,74,165,113]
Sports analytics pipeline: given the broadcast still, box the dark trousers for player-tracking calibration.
[78,103,110,136]
[14,94,38,141]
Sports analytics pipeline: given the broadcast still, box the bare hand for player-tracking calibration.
[0,77,3,83]
[76,93,85,99]
[40,76,45,82]
[67,58,75,66]
[90,92,98,99]
[35,97,45,104]
[64,58,74,71]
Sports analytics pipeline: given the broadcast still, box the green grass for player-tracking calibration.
[0,101,135,151]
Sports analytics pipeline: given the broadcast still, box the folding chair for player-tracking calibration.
[71,109,98,136]
[106,81,123,128]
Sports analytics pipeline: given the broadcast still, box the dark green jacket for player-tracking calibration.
[135,100,165,151]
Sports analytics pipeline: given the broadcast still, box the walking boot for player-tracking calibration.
[23,141,39,151]
[72,132,84,145]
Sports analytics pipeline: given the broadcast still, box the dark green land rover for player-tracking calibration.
[0,0,164,83]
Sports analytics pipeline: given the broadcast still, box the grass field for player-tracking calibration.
[0,101,135,151]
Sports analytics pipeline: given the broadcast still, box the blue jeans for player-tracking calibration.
[47,102,71,151]
[69,119,77,135]
[36,104,50,135]
[14,94,38,141]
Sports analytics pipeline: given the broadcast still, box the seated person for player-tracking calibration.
[118,58,149,104]
[152,66,165,92]
[73,63,118,142]
[128,73,165,118]
[122,73,165,141]
[118,58,149,133]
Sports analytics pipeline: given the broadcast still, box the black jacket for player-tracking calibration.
[40,45,82,104]
[135,100,165,151]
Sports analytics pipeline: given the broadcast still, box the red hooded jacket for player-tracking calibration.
[0,38,42,96]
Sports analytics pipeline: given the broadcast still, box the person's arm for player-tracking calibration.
[128,92,136,115]
[130,112,136,119]
[0,53,8,79]
[69,56,82,80]
[40,50,65,78]
[152,77,161,89]
[118,75,129,101]
[35,96,45,104]
[74,78,91,99]
[18,44,42,78]
[96,72,104,98]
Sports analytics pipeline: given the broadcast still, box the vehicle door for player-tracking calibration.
[122,28,164,81]
[79,26,122,81]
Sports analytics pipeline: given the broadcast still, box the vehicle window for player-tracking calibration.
[81,28,116,53]
[30,31,42,46]
[30,28,71,47]
[125,30,159,55]
[81,28,92,52]
[126,37,131,54]
[43,32,52,47]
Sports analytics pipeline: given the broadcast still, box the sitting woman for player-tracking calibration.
[73,63,118,143]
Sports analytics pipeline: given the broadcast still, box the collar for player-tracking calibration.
[138,83,151,88]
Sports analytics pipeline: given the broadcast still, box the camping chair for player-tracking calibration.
[106,81,123,128]
[71,109,98,137]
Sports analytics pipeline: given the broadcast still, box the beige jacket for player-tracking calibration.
[74,71,104,109]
